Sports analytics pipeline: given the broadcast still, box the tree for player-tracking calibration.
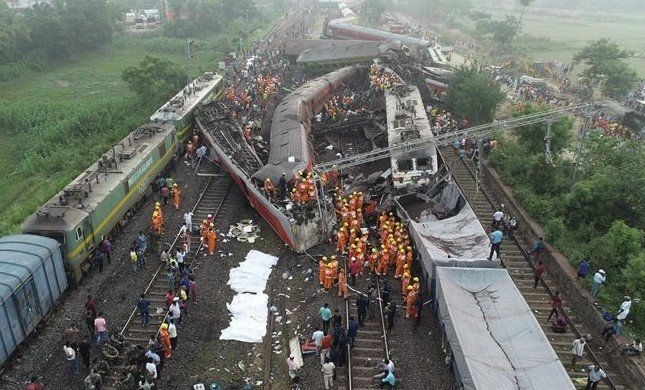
[512,104,574,156]
[476,15,520,48]
[445,66,505,125]
[623,252,645,299]
[600,61,639,99]
[0,3,30,63]
[122,55,189,102]
[517,0,536,26]
[573,38,634,89]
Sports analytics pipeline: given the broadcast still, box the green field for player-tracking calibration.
[494,8,645,77]
[0,33,223,235]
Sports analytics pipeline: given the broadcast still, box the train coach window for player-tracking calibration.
[75,227,83,242]
[416,158,431,169]
[397,160,413,171]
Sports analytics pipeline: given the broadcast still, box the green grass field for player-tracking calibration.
[494,8,645,77]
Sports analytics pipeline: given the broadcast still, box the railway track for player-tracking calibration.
[441,147,628,390]
[101,171,231,389]
[340,261,391,390]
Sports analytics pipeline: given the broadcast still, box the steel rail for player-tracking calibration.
[447,150,617,390]
[120,177,217,335]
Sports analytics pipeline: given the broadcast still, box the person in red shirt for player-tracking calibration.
[25,377,43,390]
[547,292,563,321]
[85,295,98,317]
[534,260,546,289]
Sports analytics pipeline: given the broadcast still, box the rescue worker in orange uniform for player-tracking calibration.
[338,269,348,299]
[263,178,275,199]
[319,257,327,286]
[376,249,389,276]
[172,183,181,210]
[355,248,364,276]
[200,220,209,242]
[160,323,172,358]
[330,255,339,281]
[406,285,418,319]
[405,247,414,268]
[336,228,347,253]
[395,249,406,278]
[323,263,334,291]
[401,272,411,297]
[297,179,309,203]
[207,224,217,255]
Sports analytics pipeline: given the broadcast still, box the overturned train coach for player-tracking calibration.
[20,72,225,283]
[199,66,362,252]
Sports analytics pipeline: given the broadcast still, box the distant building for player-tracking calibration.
[2,0,52,10]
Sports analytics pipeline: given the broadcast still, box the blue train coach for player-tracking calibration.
[0,235,67,367]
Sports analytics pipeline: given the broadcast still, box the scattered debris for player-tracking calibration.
[228,220,260,243]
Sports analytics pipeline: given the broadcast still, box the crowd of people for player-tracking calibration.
[369,64,401,92]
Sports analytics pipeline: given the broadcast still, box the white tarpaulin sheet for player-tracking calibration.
[220,250,279,343]
[407,202,495,278]
[436,267,574,390]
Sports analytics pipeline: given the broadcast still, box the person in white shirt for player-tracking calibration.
[63,342,77,374]
[321,358,335,390]
[586,365,606,390]
[571,336,586,369]
[624,338,642,357]
[183,212,193,233]
[311,327,324,355]
[145,357,157,380]
[590,270,606,297]
[616,296,632,321]
[168,319,178,350]
[492,209,504,228]
[169,297,181,324]
[286,354,300,379]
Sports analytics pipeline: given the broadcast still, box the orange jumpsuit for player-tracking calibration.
[160,328,172,357]
[395,252,406,278]
[405,251,414,268]
[338,271,348,298]
[401,275,411,296]
[406,289,418,318]
[207,229,217,255]
[172,187,181,210]
[318,260,326,286]
[336,230,347,252]
[355,252,364,275]
[376,251,389,275]
[330,259,339,280]
[200,224,209,242]
[323,267,333,290]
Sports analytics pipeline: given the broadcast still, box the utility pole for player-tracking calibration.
[545,120,554,166]
[185,39,195,79]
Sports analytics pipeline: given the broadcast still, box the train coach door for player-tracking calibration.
[12,279,41,336]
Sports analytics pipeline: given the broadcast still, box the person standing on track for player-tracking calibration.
[585,365,606,390]
[172,183,181,210]
[138,294,150,327]
[348,317,359,348]
[159,323,172,358]
[321,358,335,390]
[78,338,91,369]
[101,236,112,264]
[94,312,107,346]
[63,342,77,375]
[168,319,178,351]
[487,227,503,261]
[207,224,217,255]
[534,259,546,289]
[319,303,332,334]
[571,336,586,369]
[357,293,368,326]
[547,292,563,321]
[337,269,348,299]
